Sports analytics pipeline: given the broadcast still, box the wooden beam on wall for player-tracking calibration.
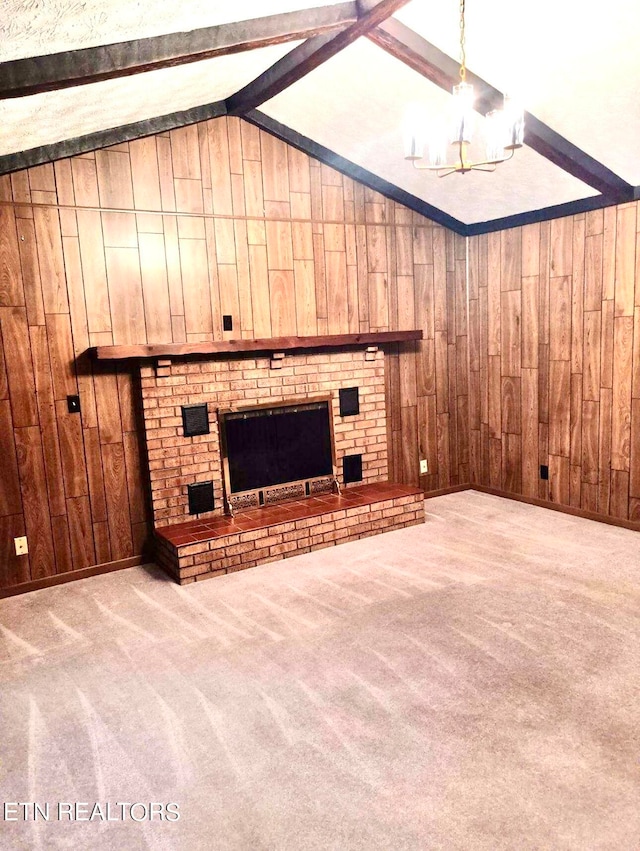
[368,18,635,203]
[0,3,359,99]
[226,0,412,114]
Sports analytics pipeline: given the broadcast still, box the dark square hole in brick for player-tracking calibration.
[540,464,549,480]
[182,403,210,438]
[223,315,233,331]
[188,481,214,515]
[343,453,363,484]
[339,386,359,417]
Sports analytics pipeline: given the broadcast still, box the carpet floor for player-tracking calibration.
[0,490,639,850]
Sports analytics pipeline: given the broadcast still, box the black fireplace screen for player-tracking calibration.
[220,399,334,494]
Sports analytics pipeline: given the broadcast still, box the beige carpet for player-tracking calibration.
[0,490,639,850]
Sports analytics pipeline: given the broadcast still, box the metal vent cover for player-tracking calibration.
[339,386,360,417]
[342,454,363,484]
[182,403,210,437]
[187,481,214,515]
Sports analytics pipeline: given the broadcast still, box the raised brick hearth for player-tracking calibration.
[155,482,424,584]
[135,343,425,584]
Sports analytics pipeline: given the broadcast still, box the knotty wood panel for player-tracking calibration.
[469,202,640,522]
[0,115,465,591]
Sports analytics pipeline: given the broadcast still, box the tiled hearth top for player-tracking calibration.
[156,483,423,547]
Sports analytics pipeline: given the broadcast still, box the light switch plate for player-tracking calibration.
[419,459,428,475]
[14,536,28,556]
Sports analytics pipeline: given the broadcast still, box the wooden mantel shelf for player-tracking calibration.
[89,331,423,361]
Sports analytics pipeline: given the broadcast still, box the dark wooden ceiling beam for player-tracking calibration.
[368,18,634,202]
[225,0,411,115]
[0,3,358,99]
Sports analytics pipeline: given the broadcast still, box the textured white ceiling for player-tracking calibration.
[0,43,299,156]
[263,39,598,224]
[396,0,640,184]
[0,0,337,61]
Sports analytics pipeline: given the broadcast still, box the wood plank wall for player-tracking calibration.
[0,116,466,591]
[468,203,640,523]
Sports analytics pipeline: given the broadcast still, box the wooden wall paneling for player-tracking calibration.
[261,132,290,203]
[30,325,66,516]
[569,372,583,506]
[157,137,177,212]
[549,453,570,505]
[584,232,603,311]
[294,259,317,336]
[571,215,585,375]
[549,275,571,361]
[244,160,266,246]
[521,368,539,496]
[95,149,135,209]
[355,225,369,329]
[55,399,89,499]
[269,269,297,335]
[104,249,146,344]
[326,251,349,334]
[102,211,139,247]
[630,397,640,499]
[602,207,617,300]
[76,210,111,333]
[33,206,69,313]
[581,399,599,486]
[45,313,78,400]
[600,298,614,390]
[549,215,573,277]
[123,430,147,529]
[0,514,29,587]
[102,441,134,561]
[207,118,234,216]
[0,205,25,307]
[500,228,522,290]
[248,244,272,338]
[16,217,45,326]
[232,220,254,335]
[436,412,451,487]
[597,386,613,514]
[0,398,22,516]
[432,228,447,333]
[138,232,172,343]
[179,238,213,338]
[84,426,108,523]
[129,137,163,212]
[169,126,201,181]
[51,514,73,574]
[14,426,56,579]
[548,359,571,457]
[70,157,100,207]
[386,226,398,331]
[614,204,636,317]
[609,469,630,518]
[610,315,633,471]
[0,307,38,427]
[163,215,185,321]
[67,495,96,569]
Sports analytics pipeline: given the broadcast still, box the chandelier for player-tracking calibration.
[404,0,524,177]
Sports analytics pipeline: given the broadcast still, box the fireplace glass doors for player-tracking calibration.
[218,396,338,513]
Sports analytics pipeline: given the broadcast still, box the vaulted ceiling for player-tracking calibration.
[1,0,638,234]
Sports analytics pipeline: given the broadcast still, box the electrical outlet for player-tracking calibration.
[14,536,28,556]
[419,459,428,475]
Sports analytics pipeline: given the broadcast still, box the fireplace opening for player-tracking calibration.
[218,396,338,513]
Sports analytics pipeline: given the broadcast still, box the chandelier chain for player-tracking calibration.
[459,0,466,81]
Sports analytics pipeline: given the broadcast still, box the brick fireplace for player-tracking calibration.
[92,333,425,583]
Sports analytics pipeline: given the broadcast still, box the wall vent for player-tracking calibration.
[187,481,214,515]
[182,403,210,438]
